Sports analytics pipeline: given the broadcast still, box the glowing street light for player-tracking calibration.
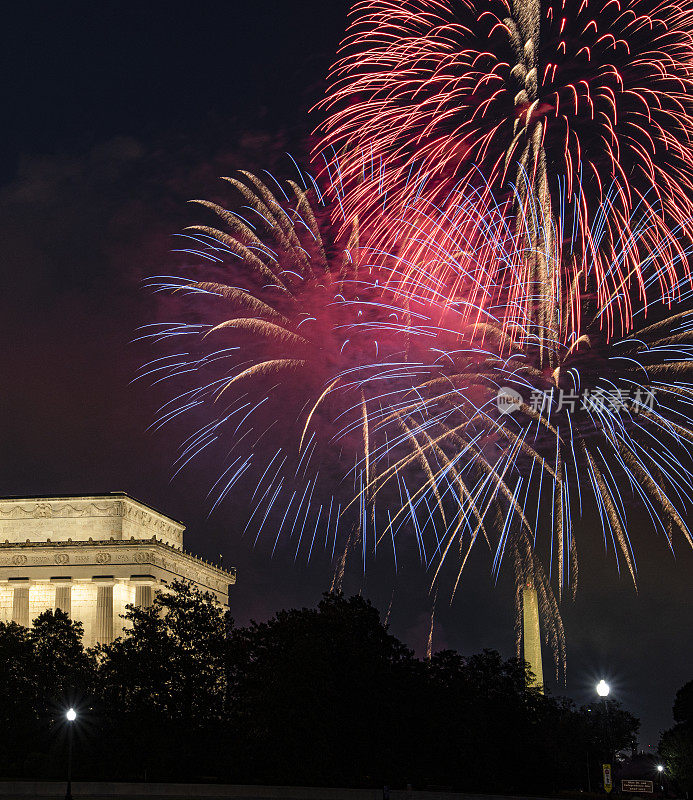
[65,708,77,800]
[595,680,613,791]
[657,765,664,773]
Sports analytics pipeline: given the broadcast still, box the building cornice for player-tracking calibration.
[0,538,235,598]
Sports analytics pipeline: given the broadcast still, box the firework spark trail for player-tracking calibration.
[426,588,438,660]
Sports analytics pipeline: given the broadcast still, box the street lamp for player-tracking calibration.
[65,708,77,800]
[596,681,613,793]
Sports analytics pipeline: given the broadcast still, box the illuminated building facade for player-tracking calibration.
[0,493,235,646]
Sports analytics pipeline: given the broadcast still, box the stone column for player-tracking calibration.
[54,583,72,617]
[95,581,114,644]
[12,584,30,627]
[135,583,154,608]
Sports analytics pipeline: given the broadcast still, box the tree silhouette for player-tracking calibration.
[660,679,693,794]
[0,584,642,790]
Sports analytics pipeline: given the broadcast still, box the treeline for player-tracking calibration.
[659,680,693,795]
[0,582,639,792]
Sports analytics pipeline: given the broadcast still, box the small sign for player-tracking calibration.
[622,780,654,794]
[603,764,613,793]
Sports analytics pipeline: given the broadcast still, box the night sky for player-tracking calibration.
[3,0,691,750]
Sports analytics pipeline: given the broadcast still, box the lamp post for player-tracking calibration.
[65,708,76,800]
[657,765,664,794]
[596,681,612,794]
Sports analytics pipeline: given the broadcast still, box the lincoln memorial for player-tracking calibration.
[0,493,236,646]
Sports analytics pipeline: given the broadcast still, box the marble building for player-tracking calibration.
[0,493,236,647]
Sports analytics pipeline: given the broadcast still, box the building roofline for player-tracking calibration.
[0,493,186,528]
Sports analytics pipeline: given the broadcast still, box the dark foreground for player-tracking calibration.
[0,784,559,800]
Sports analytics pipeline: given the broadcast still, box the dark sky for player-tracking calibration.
[2,0,691,750]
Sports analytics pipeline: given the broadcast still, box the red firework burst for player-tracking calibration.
[316,0,693,341]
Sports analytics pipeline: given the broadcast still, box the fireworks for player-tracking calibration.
[366,190,693,603]
[141,169,572,668]
[143,167,693,674]
[312,0,693,606]
[143,0,693,674]
[317,0,693,340]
